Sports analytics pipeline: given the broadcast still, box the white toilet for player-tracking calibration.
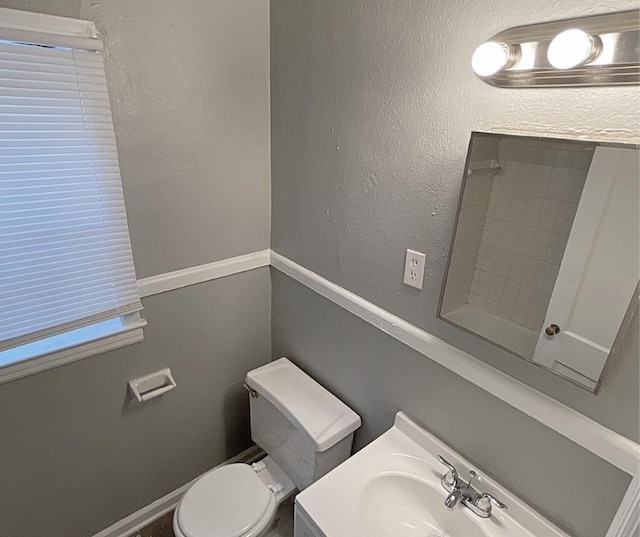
[173,357,361,537]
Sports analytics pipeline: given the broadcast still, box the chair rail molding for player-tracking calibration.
[269,250,640,476]
[137,250,271,298]
[132,249,640,477]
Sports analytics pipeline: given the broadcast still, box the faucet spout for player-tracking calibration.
[444,488,461,509]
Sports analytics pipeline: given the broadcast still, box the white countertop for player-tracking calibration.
[296,412,571,537]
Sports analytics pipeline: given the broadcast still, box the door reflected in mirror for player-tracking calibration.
[439,132,639,392]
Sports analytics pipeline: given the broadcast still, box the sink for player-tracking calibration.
[295,412,571,537]
[361,474,488,537]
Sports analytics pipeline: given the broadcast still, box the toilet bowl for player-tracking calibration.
[173,358,361,537]
[173,458,295,537]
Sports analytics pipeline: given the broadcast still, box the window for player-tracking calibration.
[0,9,144,383]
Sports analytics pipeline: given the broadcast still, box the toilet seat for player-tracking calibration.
[174,463,277,537]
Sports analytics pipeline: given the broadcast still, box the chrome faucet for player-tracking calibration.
[437,455,507,518]
[437,455,465,508]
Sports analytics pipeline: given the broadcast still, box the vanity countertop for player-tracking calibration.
[296,412,571,537]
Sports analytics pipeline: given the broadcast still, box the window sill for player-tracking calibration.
[0,319,146,385]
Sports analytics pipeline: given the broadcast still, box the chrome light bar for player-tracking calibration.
[472,10,640,88]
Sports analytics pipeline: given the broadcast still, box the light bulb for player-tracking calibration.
[547,29,601,69]
[472,42,518,77]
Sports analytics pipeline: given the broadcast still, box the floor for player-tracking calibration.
[131,512,174,537]
[130,499,295,537]
[267,498,295,537]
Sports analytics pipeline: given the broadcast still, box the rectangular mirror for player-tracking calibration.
[439,132,639,392]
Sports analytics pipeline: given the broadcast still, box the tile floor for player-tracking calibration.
[130,499,295,537]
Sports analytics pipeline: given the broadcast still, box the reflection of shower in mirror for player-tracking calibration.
[439,132,639,392]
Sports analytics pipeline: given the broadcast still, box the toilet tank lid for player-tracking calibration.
[246,358,361,452]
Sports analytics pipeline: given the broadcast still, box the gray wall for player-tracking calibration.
[270,0,639,440]
[270,1,639,537]
[0,0,272,278]
[0,1,272,536]
[1,270,271,537]
[92,0,271,277]
[0,1,636,537]
[271,271,630,537]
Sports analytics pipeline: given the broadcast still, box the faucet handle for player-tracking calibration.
[474,492,507,515]
[437,455,460,487]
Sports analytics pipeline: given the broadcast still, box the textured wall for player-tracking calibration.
[270,0,639,441]
[88,0,272,277]
[271,270,630,537]
[0,269,271,537]
[0,1,272,536]
[0,0,272,277]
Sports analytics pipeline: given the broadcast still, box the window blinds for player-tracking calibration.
[0,36,143,352]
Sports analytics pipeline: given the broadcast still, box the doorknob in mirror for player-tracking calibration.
[545,324,561,336]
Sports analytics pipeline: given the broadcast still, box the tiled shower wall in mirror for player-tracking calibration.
[442,136,498,315]
[443,135,593,356]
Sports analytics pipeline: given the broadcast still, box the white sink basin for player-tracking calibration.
[361,474,488,537]
[295,412,571,537]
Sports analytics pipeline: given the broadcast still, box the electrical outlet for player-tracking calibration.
[403,249,426,289]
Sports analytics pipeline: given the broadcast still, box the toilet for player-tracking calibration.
[173,357,361,537]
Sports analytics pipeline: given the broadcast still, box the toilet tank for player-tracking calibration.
[245,358,361,491]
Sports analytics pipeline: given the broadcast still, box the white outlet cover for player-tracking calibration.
[403,249,426,290]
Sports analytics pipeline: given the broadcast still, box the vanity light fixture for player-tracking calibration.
[471,42,520,77]
[471,10,639,88]
[547,29,602,69]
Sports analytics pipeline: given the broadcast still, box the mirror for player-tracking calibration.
[439,132,639,392]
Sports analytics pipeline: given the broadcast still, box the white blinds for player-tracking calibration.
[0,39,142,352]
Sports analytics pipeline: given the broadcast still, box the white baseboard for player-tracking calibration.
[92,445,264,537]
